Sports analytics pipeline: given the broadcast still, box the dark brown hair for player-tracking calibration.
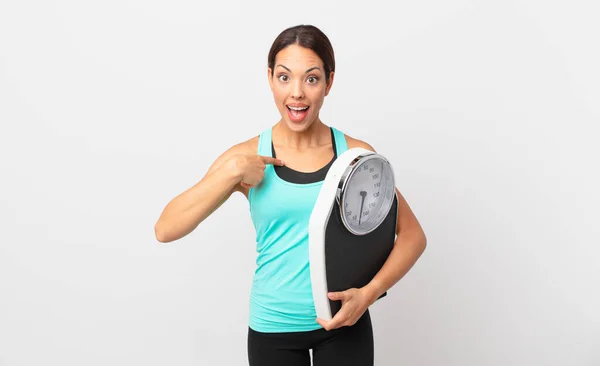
[268,25,335,84]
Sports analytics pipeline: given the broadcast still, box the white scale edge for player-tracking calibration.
[308,147,374,322]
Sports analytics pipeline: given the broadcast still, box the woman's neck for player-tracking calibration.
[273,119,330,150]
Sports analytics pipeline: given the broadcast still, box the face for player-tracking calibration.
[268,44,334,132]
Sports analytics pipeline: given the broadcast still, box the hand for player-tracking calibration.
[232,154,284,189]
[316,287,375,331]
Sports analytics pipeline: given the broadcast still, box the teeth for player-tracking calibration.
[288,106,308,111]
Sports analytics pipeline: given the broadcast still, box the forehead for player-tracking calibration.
[275,44,323,70]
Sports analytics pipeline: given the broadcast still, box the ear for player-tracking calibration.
[324,71,335,96]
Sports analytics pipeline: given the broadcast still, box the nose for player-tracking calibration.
[291,80,304,99]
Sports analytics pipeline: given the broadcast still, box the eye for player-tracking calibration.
[278,74,289,82]
[307,76,319,84]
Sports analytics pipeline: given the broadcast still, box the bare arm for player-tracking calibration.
[364,187,427,302]
[153,146,244,243]
[348,137,428,301]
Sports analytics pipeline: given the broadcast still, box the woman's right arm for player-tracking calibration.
[153,145,245,243]
[154,142,284,243]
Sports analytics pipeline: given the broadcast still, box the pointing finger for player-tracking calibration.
[260,155,285,166]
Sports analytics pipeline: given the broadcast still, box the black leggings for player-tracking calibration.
[247,309,373,366]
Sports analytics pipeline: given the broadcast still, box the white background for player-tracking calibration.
[1,0,599,365]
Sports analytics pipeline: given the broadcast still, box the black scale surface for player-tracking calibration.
[324,195,398,316]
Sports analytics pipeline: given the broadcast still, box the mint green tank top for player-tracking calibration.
[247,126,349,333]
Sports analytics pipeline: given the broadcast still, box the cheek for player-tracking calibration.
[309,88,326,107]
[273,85,288,100]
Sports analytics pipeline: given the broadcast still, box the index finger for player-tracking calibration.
[259,155,285,166]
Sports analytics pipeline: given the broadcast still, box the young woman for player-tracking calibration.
[154,24,427,366]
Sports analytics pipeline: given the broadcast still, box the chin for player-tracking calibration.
[284,119,313,132]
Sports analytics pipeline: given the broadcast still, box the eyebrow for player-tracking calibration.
[276,64,322,73]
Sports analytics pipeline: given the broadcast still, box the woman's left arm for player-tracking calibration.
[362,186,428,301]
[316,139,427,331]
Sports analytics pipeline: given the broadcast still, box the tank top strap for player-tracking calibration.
[257,127,274,157]
[331,126,348,156]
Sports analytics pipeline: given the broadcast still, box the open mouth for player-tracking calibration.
[286,105,310,122]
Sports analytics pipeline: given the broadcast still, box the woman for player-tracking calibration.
[154,24,427,366]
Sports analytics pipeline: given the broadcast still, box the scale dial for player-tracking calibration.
[337,153,396,236]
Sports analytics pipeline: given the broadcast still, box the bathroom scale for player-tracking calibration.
[309,147,399,321]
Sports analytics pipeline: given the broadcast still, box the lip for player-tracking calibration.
[286,103,309,108]
[286,104,310,123]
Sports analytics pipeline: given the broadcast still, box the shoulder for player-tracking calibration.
[341,130,377,152]
[231,134,260,156]
[205,134,259,176]
[204,133,261,197]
